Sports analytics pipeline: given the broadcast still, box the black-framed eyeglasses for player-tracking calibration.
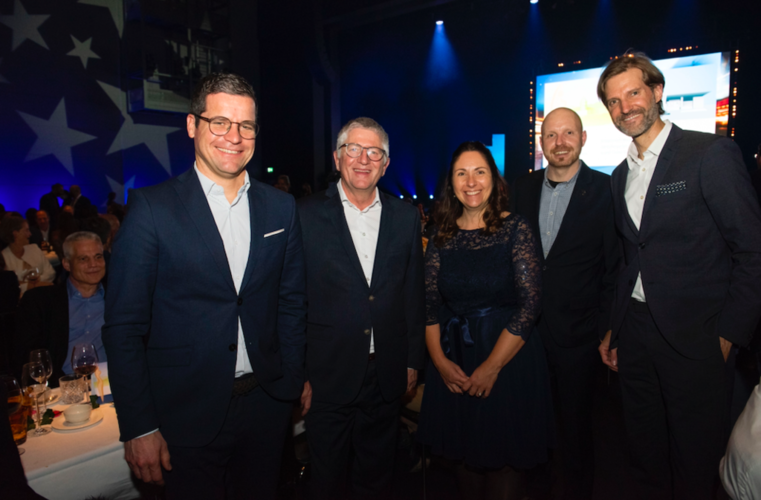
[194,115,259,140]
[339,143,387,162]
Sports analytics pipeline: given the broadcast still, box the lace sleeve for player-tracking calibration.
[506,217,542,339]
[425,233,443,325]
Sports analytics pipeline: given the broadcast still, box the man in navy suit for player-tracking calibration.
[103,73,306,499]
[297,117,425,499]
[597,53,761,500]
[512,108,618,500]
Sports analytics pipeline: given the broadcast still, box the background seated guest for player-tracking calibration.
[721,379,761,500]
[15,231,106,387]
[0,215,55,295]
[50,212,79,264]
[99,214,120,251]
[29,211,52,250]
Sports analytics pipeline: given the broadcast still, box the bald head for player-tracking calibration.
[540,107,586,181]
[541,107,583,136]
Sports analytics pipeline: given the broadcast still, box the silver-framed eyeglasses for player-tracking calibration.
[339,143,387,162]
[194,115,259,140]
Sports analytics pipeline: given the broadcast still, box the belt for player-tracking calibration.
[232,373,260,397]
[629,298,650,313]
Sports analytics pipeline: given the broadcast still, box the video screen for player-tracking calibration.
[534,51,730,175]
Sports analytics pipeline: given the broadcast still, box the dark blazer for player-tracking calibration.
[15,283,69,387]
[65,195,94,219]
[610,125,761,359]
[39,192,61,229]
[103,168,307,446]
[512,162,619,347]
[297,184,426,405]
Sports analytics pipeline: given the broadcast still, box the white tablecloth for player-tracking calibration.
[20,404,142,500]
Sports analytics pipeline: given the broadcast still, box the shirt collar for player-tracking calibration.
[627,120,673,169]
[543,164,581,189]
[67,278,104,301]
[194,162,251,204]
[337,179,382,212]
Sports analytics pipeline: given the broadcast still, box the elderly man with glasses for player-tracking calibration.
[297,117,426,499]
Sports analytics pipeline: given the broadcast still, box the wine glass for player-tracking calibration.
[29,349,53,409]
[71,343,99,405]
[2,375,26,454]
[24,267,40,283]
[21,362,50,436]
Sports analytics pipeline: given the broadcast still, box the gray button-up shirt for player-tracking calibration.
[538,166,580,258]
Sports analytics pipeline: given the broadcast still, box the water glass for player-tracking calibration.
[59,374,86,404]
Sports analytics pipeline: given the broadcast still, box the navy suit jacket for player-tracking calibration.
[512,162,619,347]
[297,185,426,405]
[610,125,761,359]
[103,168,307,446]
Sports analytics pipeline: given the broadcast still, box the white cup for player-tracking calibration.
[63,403,92,424]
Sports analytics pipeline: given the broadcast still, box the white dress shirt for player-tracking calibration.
[624,119,672,302]
[721,379,761,500]
[337,180,382,354]
[195,165,253,377]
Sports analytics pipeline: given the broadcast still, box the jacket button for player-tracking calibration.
[229,344,237,351]
[369,295,375,301]
[542,265,547,271]
[639,243,646,249]
[237,297,243,305]
[364,329,371,335]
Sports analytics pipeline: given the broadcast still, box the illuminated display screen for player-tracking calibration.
[534,51,730,174]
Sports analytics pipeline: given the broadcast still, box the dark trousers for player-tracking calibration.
[542,331,600,500]
[163,386,292,500]
[305,359,401,500]
[618,301,727,500]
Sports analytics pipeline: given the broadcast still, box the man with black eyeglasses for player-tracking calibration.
[103,72,307,499]
[297,117,425,499]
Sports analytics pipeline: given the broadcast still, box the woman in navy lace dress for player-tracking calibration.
[417,142,553,499]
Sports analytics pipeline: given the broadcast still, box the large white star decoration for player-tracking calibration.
[0,58,8,83]
[18,98,97,176]
[97,81,181,176]
[106,174,135,205]
[78,0,123,38]
[67,35,100,68]
[0,0,50,51]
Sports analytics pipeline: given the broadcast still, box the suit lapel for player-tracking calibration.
[612,160,639,241]
[639,125,681,236]
[173,169,236,291]
[240,181,264,292]
[545,163,591,260]
[325,185,368,288]
[370,192,393,288]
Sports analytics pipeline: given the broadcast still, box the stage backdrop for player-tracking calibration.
[0,0,193,213]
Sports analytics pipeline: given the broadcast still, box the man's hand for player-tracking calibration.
[124,431,171,485]
[300,381,312,417]
[720,337,733,362]
[407,369,417,393]
[599,329,619,372]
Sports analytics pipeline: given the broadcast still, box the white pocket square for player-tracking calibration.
[264,229,285,238]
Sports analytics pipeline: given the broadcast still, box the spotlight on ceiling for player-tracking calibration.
[436,20,444,25]
[530,0,538,4]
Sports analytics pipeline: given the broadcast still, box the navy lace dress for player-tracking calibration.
[417,214,554,469]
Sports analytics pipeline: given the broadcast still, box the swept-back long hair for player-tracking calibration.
[434,141,510,248]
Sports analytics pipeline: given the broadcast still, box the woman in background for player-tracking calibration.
[0,215,55,295]
[417,142,553,500]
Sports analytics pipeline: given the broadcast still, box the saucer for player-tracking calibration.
[51,409,103,432]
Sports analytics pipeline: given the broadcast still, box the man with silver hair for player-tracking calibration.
[297,117,425,498]
[16,231,107,387]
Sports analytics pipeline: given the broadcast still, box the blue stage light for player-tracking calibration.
[399,195,404,199]
[412,195,417,200]
[429,195,434,200]
[436,20,443,25]
[530,0,538,4]
[425,21,459,90]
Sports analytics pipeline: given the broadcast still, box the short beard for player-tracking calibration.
[614,99,660,138]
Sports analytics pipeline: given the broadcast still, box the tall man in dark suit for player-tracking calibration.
[16,231,106,386]
[297,117,425,499]
[596,53,761,500]
[39,184,65,230]
[103,73,307,499]
[512,108,618,500]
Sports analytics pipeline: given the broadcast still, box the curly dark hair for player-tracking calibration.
[434,141,509,248]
